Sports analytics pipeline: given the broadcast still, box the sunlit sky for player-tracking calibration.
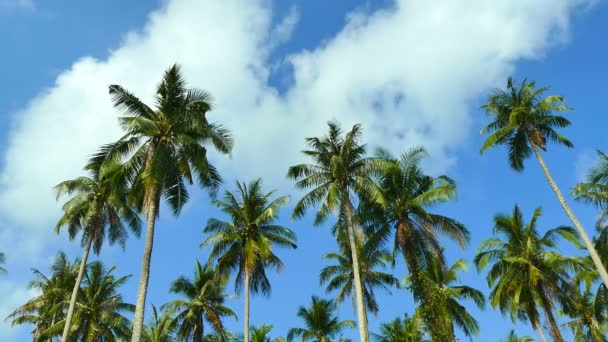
[1,0,607,340]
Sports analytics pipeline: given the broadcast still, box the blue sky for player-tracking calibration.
[0,0,607,340]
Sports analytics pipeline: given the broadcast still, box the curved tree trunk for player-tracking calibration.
[342,196,370,342]
[244,268,250,342]
[533,320,548,342]
[537,284,563,342]
[60,235,93,342]
[532,145,608,289]
[131,186,159,342]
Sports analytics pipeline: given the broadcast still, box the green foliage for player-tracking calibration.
[573,150,608,229]
[287,296,355,342]
[202,178,296,294]
[480,77,573,170]
[372,314,427,342]
[164,261,236,341]
[142,305,178,342]
[499,330,535,342]
[0,252,5,274]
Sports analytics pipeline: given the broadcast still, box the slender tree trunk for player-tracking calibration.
[532,145,608,288]
[60,236,92,342]
[131,186,159,342]
[533,320,548,342]
[342,195,370,342]
[194,319,203,342]
[537,284,563,342]
[244,267,250,342]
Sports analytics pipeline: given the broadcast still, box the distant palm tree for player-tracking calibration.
[203,179,296,342]
[480,77,608,288]
[55,162,141,342]
[562,286,607,342]
[370,146,469,341]
[61,261,133,341]
[573,150,608,227]
[164,261,236,342]
[7,251,77,340]
[499,330,535,342]
[287,296,355,342]
[92,64,233,342]
[142,305,177,342]
[288,121,385,342]
[0,252,6,274]
[249,324,286,342]
[415,255,485,341]
[475,205,582,342]
[372,314,427,342]
[320,224,398,316]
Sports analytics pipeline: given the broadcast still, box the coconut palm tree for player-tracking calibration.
[287,296,355,342]
[58,261,134,341]
[475,205,583,342]
[6,251,77,340]
[202,179,296,342]
[91,64,233,341]
[0,252,6,274]
[573,150,608,227]
[372,314,427,342]
[248,324,286,342]
[561,286,607,342]
[320,224,398,316]
[368,146,468,341]
[287,121,385,342]
[164,261,236,342]
[480,77,608,288]
[142,305,177,342]
[500,330,535,342]
[413,255,484,341]
[55,162,141,342]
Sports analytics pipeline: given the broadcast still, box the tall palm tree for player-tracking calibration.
[142,305,177,342]
[370,146,469,341]
[202,179,296,342]
[55,162,141,342]
[480,77,608,288]
[372,314,427,342]
[287,296,355,342]
[60,261,134,341]
[0,252,6,274]
[413,255,484,341]
[475,205,582,342]
[320,224,398,316]
[287,121,384,342]
[164,261,236,342]
[500,330,535,342]
[7,251,77,341]
[92,64,233,341]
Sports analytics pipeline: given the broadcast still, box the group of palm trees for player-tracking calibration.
[3,65,608,341]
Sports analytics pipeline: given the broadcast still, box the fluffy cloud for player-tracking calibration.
[0,0,593,256]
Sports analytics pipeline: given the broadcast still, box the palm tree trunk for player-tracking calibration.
[532,145,608,288]
[537,284,563,342]
[244,267,250,342]
[342,195,370,342]
[194,319,203,342]
[131,185,159,342]
[60,235,92,342]
[533,320,548,342]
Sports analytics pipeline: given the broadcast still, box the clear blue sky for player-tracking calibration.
[0,0,607,341]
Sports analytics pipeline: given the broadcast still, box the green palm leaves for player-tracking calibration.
[372,314,426,342]
[287,296,355,342]
[0,252,5,274]
[203,178,296,342]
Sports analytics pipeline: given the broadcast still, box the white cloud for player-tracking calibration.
[575,149,599,183]
[0,0,594,261]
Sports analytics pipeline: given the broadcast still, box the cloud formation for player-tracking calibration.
[0,0,594,335]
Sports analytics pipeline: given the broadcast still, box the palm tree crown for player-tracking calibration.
[372,314,427,342]
[287,296,355,342]
[142,305,177,342]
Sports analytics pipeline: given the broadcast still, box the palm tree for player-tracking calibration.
[480,77,608,288]
[413,255,484,341]
[202,179,296,342]
[287,121,384,342]
[500,330,535,342]
[0,252,6,274]
[92,64,233,341]
[287,296,355,342]
[320,224,398,316]
[561,287,607,342]
[142,305,177,342]
[6,251,77,340]
[369,146,468,341]
[55,162,141,342]
[573,150,608,227]
[249,324,286,342]
[475,205,582,342]
[61,261,134,341]
[164,261,236,342]
[372,314,427,342]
